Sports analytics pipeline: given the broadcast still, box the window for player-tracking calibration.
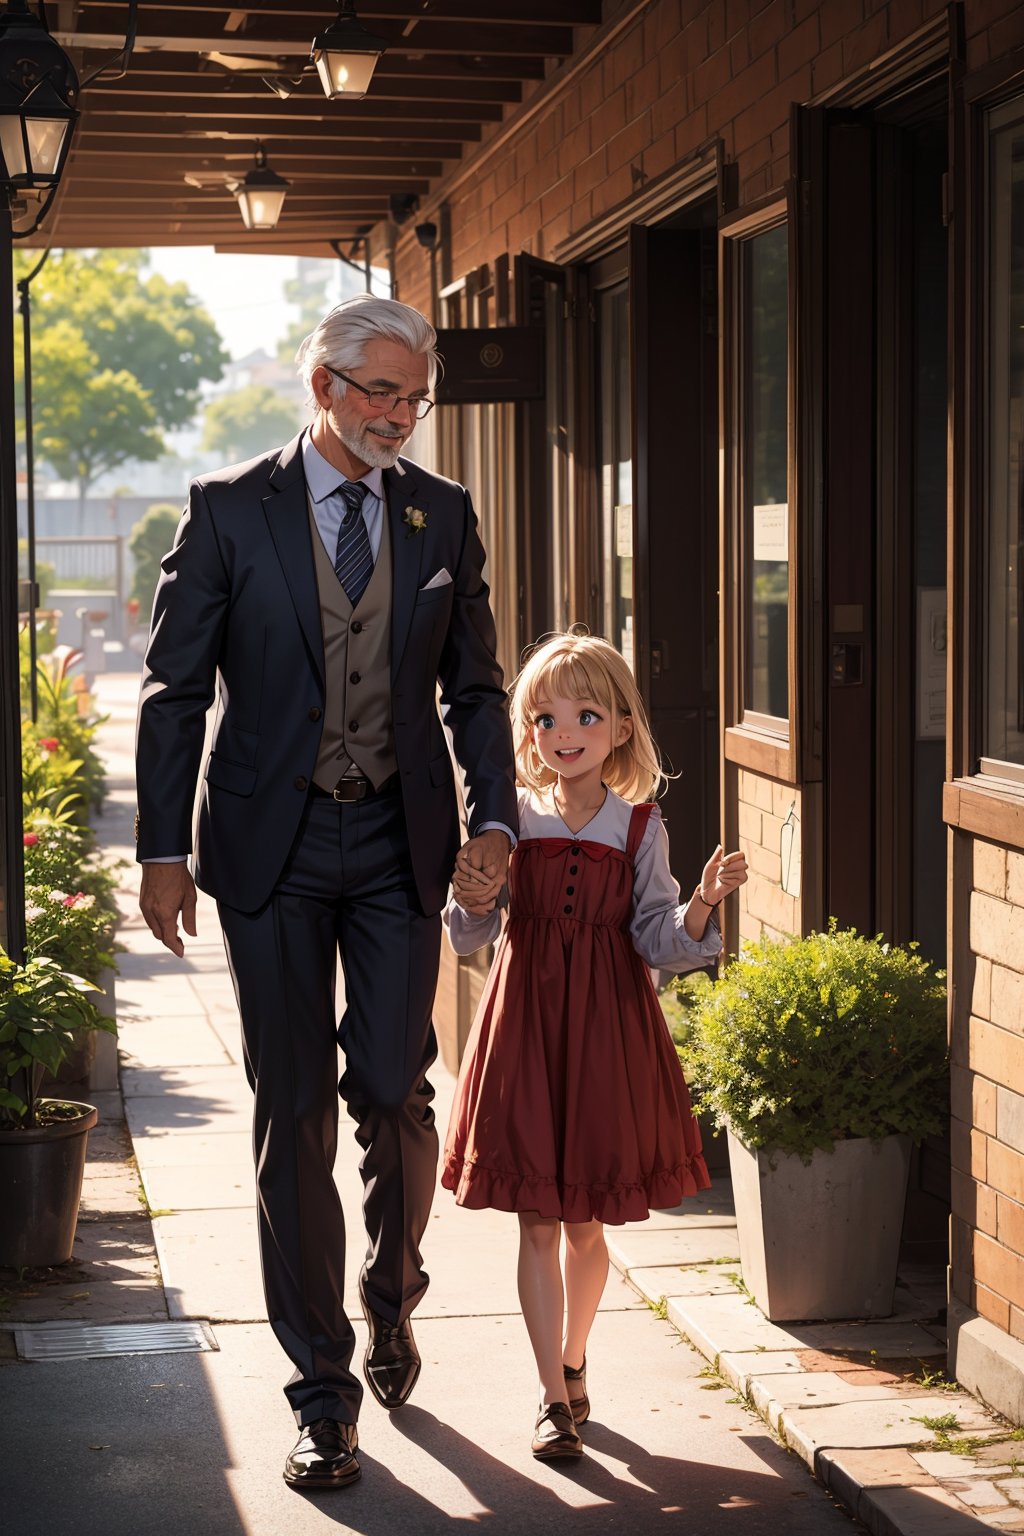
[596,278,634,669]
[743,222,790,724]
[984,97,1024,773]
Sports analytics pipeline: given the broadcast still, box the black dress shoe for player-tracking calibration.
[531,1401,583,1460]
[283,1419,360,1489]
[563,1358,590,1424]
[359,1289,421,1409]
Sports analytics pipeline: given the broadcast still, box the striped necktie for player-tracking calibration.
[333,480,373,608]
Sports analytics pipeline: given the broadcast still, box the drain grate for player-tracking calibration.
[14,1320,217,1362]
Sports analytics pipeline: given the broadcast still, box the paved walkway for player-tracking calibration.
[2,669,1021,1534]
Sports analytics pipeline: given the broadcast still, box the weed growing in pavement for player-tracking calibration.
[723,1271,759,1307]
[912,1413,961,1432]
[905,1363,959,1392]
[646,1295,669,1321]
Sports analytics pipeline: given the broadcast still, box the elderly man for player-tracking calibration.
[135,295,516,1489]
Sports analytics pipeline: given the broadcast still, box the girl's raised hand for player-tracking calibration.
[699,844,748,906]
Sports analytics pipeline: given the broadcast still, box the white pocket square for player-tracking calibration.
[420,568,452,591]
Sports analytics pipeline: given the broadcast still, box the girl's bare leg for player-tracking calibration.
[563,1219,608,1369]
[517,1212,567,1405]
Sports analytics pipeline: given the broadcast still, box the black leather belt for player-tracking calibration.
[311,773,398,802]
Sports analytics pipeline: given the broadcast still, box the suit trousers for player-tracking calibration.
[217,783,440,1426]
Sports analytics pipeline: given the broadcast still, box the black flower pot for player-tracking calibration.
[0,1100,98,1268]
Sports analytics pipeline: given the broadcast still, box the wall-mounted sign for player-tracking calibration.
[753,502,789,563]
[434,327,544,403]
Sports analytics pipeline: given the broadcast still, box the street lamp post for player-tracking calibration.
[18,245,51,725]
[0,0,78,961]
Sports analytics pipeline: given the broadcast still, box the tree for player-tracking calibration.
[200,385,301,464]
[129,503,181,609]
[14,249,228,507]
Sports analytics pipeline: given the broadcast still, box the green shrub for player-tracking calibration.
[0,950,112,1127]
[676,921,948,1160]
[25,886,116,983]
[129,502,180,609]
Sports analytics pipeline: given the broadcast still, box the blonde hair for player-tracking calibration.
[509,631,666,804]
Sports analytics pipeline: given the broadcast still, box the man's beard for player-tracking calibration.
[335,415,406,469]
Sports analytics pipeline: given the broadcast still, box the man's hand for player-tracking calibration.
[139,863,198,958]
[454,829,510,914]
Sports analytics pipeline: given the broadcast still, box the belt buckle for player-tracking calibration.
[332,778,367,802]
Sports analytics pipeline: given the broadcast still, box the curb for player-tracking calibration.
[607,1231,1024,1536]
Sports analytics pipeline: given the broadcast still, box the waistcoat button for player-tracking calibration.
[351,620,362,634]
[569,864,578,875]
[570,845,581,856]
[308,706,322,721]
[348,720,359,733]
[294,776,308,791]
[563,904,572,915]
[349,671,361,685]
[566,886,574,895]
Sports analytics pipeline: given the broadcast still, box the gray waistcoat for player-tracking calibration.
[309,502,398,791]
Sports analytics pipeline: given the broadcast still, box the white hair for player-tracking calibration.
[295,293,440,409]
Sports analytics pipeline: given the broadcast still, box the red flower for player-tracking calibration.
[23,833,39,847]
[38,737,59,752]
[61,891,87,908]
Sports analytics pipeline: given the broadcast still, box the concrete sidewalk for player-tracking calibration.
[2,669,1018,1534]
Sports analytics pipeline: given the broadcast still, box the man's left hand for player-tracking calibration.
[455,829,510,908]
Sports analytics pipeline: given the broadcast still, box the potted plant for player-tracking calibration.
[0,950,114,1268]
[658,983,728,1174]
[676,921,947,1322]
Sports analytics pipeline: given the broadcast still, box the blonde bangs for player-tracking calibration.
[509,632,668,803]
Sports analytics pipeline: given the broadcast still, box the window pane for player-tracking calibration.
[597,282,634,670]
[985,101,1024,767]
[744,223,789,721]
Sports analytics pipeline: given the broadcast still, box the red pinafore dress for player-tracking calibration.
[442,802,711,1224]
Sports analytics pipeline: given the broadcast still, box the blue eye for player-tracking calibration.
[535,714,554,730]
[579,710,601,726]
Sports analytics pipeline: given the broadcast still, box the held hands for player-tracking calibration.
[452,829,511,916]
[699,844,749,907]
[139,862,198,957]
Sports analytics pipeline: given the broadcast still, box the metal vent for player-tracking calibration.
[14,1320,217,1362]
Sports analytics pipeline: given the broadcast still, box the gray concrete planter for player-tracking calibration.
[726,1128,912,1322]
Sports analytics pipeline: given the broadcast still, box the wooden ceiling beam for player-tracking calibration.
[75,0,601,23]
[65,16,577,57]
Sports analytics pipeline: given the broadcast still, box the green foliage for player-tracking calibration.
[277,260,334,363]
[25,887,116,983]
[0,951,112,1127]
[200,385,301,465]
[31,657,108,820]
[128,502,181,608]
[30,320,164,502]
[13,248,227,504]
[676,921,948,1160]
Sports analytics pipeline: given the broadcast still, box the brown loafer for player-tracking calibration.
[283,1419,360,1489]
[531,1401,583,1460]
[360,1289,421,1410]
[563,1358,590,1424]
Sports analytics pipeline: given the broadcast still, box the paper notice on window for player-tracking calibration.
[615,504,633,558]
[753,503,788,563]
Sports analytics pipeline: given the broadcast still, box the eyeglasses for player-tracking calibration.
[324,364,435,420]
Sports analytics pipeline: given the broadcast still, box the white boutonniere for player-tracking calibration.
[403,505,427,537]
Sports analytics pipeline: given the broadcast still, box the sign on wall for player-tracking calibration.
[434,328,544,404]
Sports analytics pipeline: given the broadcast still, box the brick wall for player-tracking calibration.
[735,769,800,944]
[395,0,1024,308]
[951,838,1024,1334]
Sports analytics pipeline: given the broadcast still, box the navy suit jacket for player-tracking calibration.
[135,432,518,915]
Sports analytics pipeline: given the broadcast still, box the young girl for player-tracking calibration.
[441,632,748,1460]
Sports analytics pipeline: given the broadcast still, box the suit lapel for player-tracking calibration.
[263,433,324,685]
[386,461,426,679]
